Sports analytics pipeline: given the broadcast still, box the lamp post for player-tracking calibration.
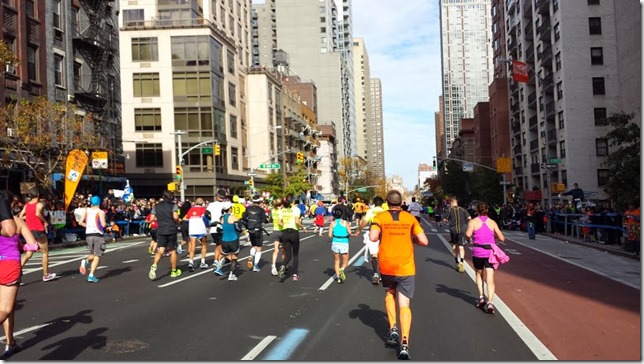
[248,125,282,193]
[498,57,553,228]
[171,130,218,202]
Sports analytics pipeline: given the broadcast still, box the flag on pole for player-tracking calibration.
[64,149,89,211]
[122,179,134,204]
[511,60,530,83]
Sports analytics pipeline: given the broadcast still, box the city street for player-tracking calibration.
[5,217,640,360]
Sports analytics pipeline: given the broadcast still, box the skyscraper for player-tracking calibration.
[369,78,385,179]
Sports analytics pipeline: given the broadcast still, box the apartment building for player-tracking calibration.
[501,0,640,203]
[369,78,385,179]
[118,0,252,198]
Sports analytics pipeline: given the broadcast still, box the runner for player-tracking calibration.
[313,201,327,236]
[241,195,268,272]
[353,197,368,223]
[185,198,208,272]
[354,196,386,284]
[443,197,471,273]
[207,189,228,275]
[328,208,352,284]
[269,198,284,276]
[434,204,442,226]
[78,196,106,283]
[277,194,307,281]
[148,190,182,280]
[146,204,158,255]
[369,190,428,360]
[219,201,241,281]
[19,190,56,282]
[177,199,192,255]
[408,197,422,222]
[231,195,246,236]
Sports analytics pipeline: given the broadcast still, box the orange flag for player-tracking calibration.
[512,60,530,83]
[64,149,88,210]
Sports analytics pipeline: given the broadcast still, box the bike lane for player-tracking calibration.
[462,235,640,360]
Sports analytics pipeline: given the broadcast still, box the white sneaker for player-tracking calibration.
[228,273,238,281]
[42,273,57,282]
[271,266,278,276]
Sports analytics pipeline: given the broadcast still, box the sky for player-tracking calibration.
[351,0,442,191]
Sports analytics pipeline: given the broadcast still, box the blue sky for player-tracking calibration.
[352,0,442,190]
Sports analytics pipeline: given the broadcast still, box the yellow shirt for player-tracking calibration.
[232,202,246,219]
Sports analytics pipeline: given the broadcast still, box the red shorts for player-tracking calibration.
[314,215,325,227]
[0,260,21,286]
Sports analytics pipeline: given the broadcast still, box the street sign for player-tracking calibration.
[496,157,512,173]
[499,181,513,185]
[202,147,213,154]
[462,162,474,172]
[248,172,258,177]
[544,163,558,170]
[549,158,561,164]
[356,187,367,193]
[91,151,108,169]
[258,163,281,170]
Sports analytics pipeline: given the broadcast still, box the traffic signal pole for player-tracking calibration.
[171,130,218,202]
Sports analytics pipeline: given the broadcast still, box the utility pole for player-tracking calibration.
[170,130,187,202]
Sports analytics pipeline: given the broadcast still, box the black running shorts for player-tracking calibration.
[381,275,415,299]
[221,240,240,255]
[157,233,178,250]
[472,256,495,270]
[449,231,465,246]
[249,230,263,247]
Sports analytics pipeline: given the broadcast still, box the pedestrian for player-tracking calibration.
[560,183,584,212]
[207,189,229,275]
[185,198,208,272]
[277,194,307,281]
[19,190,56,282]
[148,190,182,280]
[465,201,506,314]
[525,203,536,239]
[328,208,352,284]
[313,201,327,236]
[178,199,192,255]
[269,197,284,276]
[354,196,386,284]
[369,190,428,360]
[443,197,471,272]
[623,202,640,256]
[219,201,241,281]
[241,195,269,272]
[77,196,107,283]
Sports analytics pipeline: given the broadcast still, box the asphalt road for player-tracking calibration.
[4,216,640,360]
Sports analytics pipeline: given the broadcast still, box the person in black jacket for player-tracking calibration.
[443,197,471,272]
[148,190,181,280]
[241,195,269,272]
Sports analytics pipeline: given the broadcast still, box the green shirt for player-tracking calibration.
[271,208,283,231]
[279,206,300,230]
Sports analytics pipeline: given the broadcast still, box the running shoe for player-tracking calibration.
[163,251,171,257]
[177,244,183,255]
[42,273,57,282]
[486,302,495,314]
[339,268,346,282]
[336,276,342,284]
[253,265,260,272]
[455,263,460,271]
[199,262,209,269]
[385,326,400,347]
[278,265,286,279]
[292,274,300,281]
[476,296,486,308]
[371,273,381,285]
[398,342,410,360]
[148,264,157,280]
[148,247,153,254]
[458,262,464,273]
[79,259,89,275]
[87,275,100,283]
[228,273,238,281]
[247,256,253,269]
[188,263,195,272]
[171,269,182,278]
[213,267,225,276]
[1,341,21,359]
[271,266,278,276]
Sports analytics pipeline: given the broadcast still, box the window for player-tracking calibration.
[595,138,608,156]
[135,143,163,168]
[27,46,37,81]
[134,108,162,131]
[4,38,16,74]
[227,50,235,74]
[588,0,600,4]
[320,27,326,33]
[561,170,567,186]
[594,108,608,125]
[228,82,236,106]
[589,17,602,35]
[54,55,64,86]
[133,73,160,97]
[559,140,566,158]
[123,9,144,27]
[554,23,560,41]
[320,17,325,23]
[53,0,62,29]
[174,107,213,137]
[231,147,239,170]
[555,52,561,71]
[553,0,559,12]
[132,38,158,61]
[590,47,603,65]
[26,0,35,17]
[171,36,211,66]
[172,71,211,102]
[73,61,82,88]
[558,111,564,129]
[556,81,563,100]
[229,114,237,138]
[592,77,605,95]
[597,169,610,186]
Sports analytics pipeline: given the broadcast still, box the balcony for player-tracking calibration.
[538,18,551,41]
[531,163,541,174]
[522,0,532,17]
[536,0,550,15]
[530,139,539,150]
[547,129,557,143]
[524,22,533,40]
[513,144,522,154]
[508,17,519,36]
[529,115,538,129]
[506,0,518,13]
[514,166,523,176]
[545,101,556,117]
[537,44,553,64]
[541,72,554,92]
[528,91,537,109]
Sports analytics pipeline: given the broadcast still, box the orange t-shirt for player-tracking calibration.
[371,209,424,276]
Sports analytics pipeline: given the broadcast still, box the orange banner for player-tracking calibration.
[64,149,88,210]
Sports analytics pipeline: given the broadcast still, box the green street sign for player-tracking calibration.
[356,187,367,193]
[202,147,213,154]
[549,158,561,164]
[258,163,281,170]
[244,181,250,185]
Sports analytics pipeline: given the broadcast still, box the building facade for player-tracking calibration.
[369,78,385,179]
[352,38,370,163]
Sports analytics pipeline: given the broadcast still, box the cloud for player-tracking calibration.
[352,0,442,190]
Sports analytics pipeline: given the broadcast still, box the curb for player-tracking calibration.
[544,233,639,260]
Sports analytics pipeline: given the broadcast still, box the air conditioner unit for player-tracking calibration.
[67,94,75,102]
[6,128,13,137]
[5,64,15,74]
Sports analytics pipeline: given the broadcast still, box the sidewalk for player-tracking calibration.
[542,231,639,260]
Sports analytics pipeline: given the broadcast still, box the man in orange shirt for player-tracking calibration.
[370,190,428,360]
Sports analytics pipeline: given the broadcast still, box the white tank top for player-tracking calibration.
[85,208,104,235]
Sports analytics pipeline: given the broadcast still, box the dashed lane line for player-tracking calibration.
[241,335,277,360]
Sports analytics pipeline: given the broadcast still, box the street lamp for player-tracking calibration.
[498,57,554,225]
[248,125,282,193]
[170,130,218,202]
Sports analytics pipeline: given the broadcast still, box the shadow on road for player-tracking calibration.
[348,303,389,347]
[19,309,94,352]
[40,327,107,360]
[99,267,132,280]
[435,283,477,306]
[425,257,456,270]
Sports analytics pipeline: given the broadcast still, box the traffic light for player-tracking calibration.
[432,159,436,168]
[175,165,182,181]
[214,144,221,156]
[296,152,304,164]
[248,179,254,189]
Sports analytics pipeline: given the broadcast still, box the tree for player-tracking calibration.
[0,97,99,191]
[261,171,284,198]
[0,40,19,66]
[601,112,640,211]
[284,169,313,199]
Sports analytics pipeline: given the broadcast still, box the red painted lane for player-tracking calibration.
[463,238,640,360]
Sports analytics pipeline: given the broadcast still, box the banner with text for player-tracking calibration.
[64,149,89,210]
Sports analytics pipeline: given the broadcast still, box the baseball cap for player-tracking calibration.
[221,201,232,210]
[90,196,101,206]
[216,189,227,199]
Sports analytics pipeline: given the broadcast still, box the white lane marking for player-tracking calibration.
[122,259,139,263]
[0,322,52,341]
[318,245,366,291]
[241,335,277,360]
[436,234,557,360]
